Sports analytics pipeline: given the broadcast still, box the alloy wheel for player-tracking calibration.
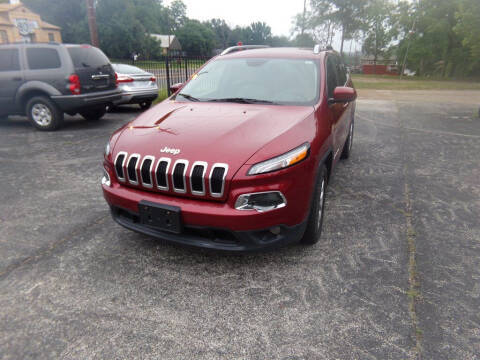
[31,104,52,127]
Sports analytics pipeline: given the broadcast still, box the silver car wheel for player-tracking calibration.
[31,104,52,127]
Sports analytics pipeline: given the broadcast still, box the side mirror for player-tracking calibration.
[329,86,357,104]
[169,82,184,93]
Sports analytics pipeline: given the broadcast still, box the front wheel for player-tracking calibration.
[80,106,107,121]
[341,120,354,160]
[26,96,64,131]
[139,100,152,110]
[301,164,328,245]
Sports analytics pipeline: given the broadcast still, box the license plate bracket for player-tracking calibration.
[138,200,182,234]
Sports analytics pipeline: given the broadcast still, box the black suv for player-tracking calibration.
[0,43,121,130]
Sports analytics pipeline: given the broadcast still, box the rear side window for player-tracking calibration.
[67,47,110,69]
[0,49,20,71]
[26,48,61,70]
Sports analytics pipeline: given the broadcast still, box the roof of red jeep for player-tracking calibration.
[220,47,328,60]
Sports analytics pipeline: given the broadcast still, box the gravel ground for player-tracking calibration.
[0,96,479,359]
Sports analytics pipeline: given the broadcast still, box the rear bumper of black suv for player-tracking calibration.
[51,89,122,112]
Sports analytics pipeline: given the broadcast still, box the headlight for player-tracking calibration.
[247,142,310,175]
[235,191,287,212]
[104,142,111,157]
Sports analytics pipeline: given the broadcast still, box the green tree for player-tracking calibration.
[269,35,292,47]
[205,18,232,49]
[394,0,470,77]
[362,0,395,64]
[175,19,215,56]
[95,0,164,58]
[246,22,272,45]
[454,0,480,74]
[309,0,368,54]
[167,0,187,31]
[22,0,89,44]
[293,33,316,47]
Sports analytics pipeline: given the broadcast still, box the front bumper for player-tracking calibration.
[102,154,316,251]
[110,205,307,251]
[52,89,122,112]
[114,88,159,105]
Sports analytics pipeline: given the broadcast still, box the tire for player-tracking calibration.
[80,106,107,121]
[340,119,354,160]
[139,100,152,110]
[301,164,328,245]
[26,96,64,131]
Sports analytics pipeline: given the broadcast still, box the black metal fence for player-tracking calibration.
[112,55,210,95]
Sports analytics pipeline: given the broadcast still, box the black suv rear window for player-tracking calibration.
[26,48,61,70]
[0,49,20,71]
[67,46,110,69]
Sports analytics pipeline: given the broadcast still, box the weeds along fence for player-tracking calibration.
[112,55,210,95]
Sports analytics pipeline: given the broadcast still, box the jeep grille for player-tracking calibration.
[114,153,228,198]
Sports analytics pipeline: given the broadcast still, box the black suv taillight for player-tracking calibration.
[68,74,81,95]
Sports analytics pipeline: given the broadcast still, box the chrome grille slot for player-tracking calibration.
[114,152,127,182]
[155,158,170,190]
[190,161,207,195]
[209,163,228,197]
[172,160,188,193]
[127,154,140,185]
[140,156,154,188]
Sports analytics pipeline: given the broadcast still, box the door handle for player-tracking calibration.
[12,77,22,81]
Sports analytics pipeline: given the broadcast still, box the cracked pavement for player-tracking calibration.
[0,94,479,359]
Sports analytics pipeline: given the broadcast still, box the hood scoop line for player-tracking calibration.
[155,106,187,126]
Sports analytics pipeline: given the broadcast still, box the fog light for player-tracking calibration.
[102,168,111,187]
[235,191,286,212]
[270,226,281,235]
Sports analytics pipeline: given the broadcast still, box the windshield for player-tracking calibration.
[177,57,320,106]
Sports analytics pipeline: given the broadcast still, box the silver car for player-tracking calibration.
[112,63,158,110]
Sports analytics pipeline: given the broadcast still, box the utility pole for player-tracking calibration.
[86,0,99,47]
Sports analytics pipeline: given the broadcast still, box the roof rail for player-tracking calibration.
[220,45,269,56]
[1,41,61,45]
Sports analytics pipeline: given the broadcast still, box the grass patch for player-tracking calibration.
[153,88,169,105]
[352,74,480,91]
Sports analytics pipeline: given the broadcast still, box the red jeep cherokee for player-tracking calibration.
[102,46,356,251]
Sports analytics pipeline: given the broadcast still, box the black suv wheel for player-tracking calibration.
[26,96,64,131]
[80,106,107,121]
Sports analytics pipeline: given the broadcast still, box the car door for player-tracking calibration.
[334,56,351,147]
[0,47,24,114]
[325,55,345,160]
[24,46,65,93]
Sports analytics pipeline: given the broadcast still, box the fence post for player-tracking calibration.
[184,57,188,82]
[165,55,171,96]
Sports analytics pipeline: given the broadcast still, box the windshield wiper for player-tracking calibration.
[206,97,278,105]
[177,93,201,102]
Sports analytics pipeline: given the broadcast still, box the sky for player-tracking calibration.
[164,0,362,52]
[165,0,305,38]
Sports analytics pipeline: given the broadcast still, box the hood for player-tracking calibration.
[114,101,314,172]
[112,100,314,200]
